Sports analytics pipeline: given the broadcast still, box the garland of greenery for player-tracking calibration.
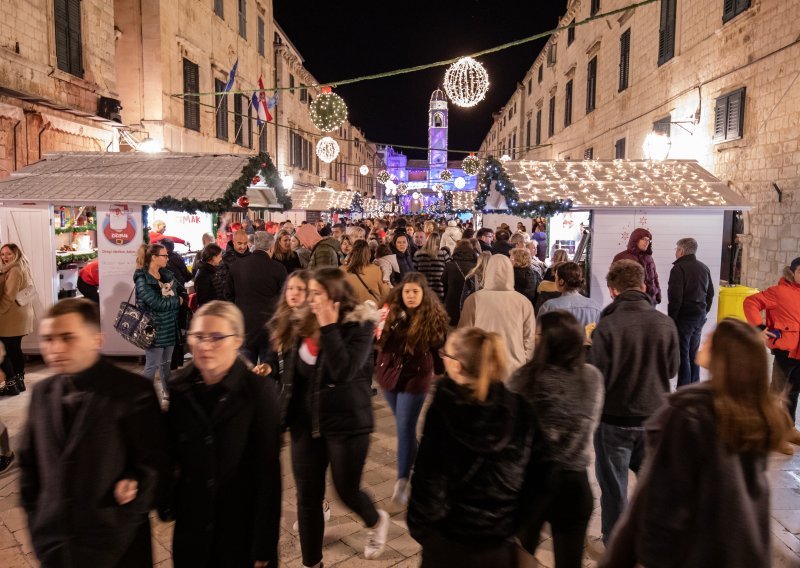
[474,156,572,218]
[152,152,291,214]
[55,224,97,235]
[56,250,98,268]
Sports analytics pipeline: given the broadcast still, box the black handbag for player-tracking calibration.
[114,289,156,350]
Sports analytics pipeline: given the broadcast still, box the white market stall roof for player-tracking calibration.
[289,187,356,211]
[0,152,252,204]
[451,159,750,211]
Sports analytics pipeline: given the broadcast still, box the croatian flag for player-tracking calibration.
[256,75,273,123]
[224,59,239,93]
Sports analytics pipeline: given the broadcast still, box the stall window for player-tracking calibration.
[619,28,631,92]
[714,88,745,142]
[55,0,83,77]
[215,78,228,141]
[183,58,200,131]
[658,0,677,66]
[723,0,751,23]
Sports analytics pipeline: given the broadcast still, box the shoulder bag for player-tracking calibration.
[114,288,157,350]
[354,272,382,303]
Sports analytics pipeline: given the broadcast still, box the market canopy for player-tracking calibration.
[450,159,750,211]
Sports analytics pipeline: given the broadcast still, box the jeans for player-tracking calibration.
[773,349,800,423]
[676,315,706,387]
[383,390,426,479]
[143,346,174,396]
[420,532,516,568]
[0,336,24,377]
[290,425,378,567]
[594,422,646,543]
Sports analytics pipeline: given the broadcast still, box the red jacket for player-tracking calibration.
[78,260,99,286]
[148,232,186,245]
[744,277,800,359]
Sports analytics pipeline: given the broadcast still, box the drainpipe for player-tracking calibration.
[37,121,52,161]
[9,119,20,171]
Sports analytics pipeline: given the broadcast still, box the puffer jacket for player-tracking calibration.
[744,269,800,359]
[133,268,181,347]
[440,224,463,255]
[414,249,448,299]
[308,237,342,268]
[613,228,661,304]
[408,377,535,545]
[193,260,225,307]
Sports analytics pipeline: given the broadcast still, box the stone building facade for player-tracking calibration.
[479,0,800,290]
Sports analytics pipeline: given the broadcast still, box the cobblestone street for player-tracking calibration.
[1,363,799,567]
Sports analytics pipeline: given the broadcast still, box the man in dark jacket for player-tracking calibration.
[613,227,661,304]
[668,237,714,387]
[220,230,252,301]
[19,299,169,568]
[309,233,343,268]
[590,260,679,544]
[491,229,514,256]
[226,231,287,364]
[476,228,494,253]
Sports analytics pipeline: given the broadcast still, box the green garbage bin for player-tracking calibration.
[718,285,759,322]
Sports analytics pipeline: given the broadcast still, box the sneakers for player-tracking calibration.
[0,452,14,474]
[391,478,410,507]
[293,500,331,531]
[364,509,390,560]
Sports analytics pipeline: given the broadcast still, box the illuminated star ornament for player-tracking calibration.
[444,57,490,108]
[316,136,340,163]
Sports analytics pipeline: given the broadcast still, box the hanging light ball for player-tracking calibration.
[359,164,369,176]
[440,169,453,182]
[443,56,490,108]
[316,136,340,164]
[397,182,408,195]
[377,170,391,184]
[454,176,466,189]
[309,88,348,132]
[462,155,481,176]
[385,180,397,192]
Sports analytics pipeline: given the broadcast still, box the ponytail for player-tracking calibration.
[450,328,508,402]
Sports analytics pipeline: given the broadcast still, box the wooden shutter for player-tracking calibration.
[234,94,243,145]
[586,57,597,113]
[526,119,531,148]
[215,79,228,140]
[548,97,556,137]
[183,59,200,131]
[54,0,69,73]
[726,88,745,140]
[536,110,542,145]
[584,147,594,160]
[238,0,246,38]
[619,29,631,92]
[724,0,751,23]
[214,0,223,18]
[564,80,573,127]
[658,0,676,66]
[54,0,83,77]
[615,138,626,159]
[257,16,265,56]
[713,96,727,141]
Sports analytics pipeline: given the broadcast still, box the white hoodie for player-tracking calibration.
[440,222,463,255]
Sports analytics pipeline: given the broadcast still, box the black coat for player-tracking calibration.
[219,246,251,300]
[194,261,225,307]
[392,246,416,278]
[491,240,514,257]
[226,250,288,349]
[164,358,282,567]
[408,377,535,546]
[18,359,170,568]
[513,266,541,307]
[274,251,303,274]
[443,252,477,326]
[667,254,715,321]
[414,250,448,299]
[167,252,193,286]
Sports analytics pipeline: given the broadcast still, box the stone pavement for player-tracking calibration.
[1,362,800,567]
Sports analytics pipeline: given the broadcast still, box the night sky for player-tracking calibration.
[273,0,568,159]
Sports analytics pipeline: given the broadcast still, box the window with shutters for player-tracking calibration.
[567,20,575,45]
[257,16,265,56]
[591,0,600,16]
[584,147,594,160]
[527,78,532,95]
[536,109,542,145]
[289,74,295,95]
[526,118,531,149]
[548,96,556,137]
[653,115,671,137]
[300,88,308,103]
[723,0,751,23]
[234,95,245,146]
[214,0,223,18]
[586,57,597,113]
[564,80,573,127]
[246,98,253,148]
[615,138,626,159]
[538,65,543,83]
[183,58,200,131]
[238,0,246,39]
[54,0,84,78]
[259,124,267,153]
[215,79,228,141]
[619,29,631,92]
[512,131,517,159]
[658,0,677,66]
[714,88,745,142]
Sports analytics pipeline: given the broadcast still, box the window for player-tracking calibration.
[257,16,265,56]
[567,20,575,45]
[214,0,223,18]
[591,0,600,16]
[586,57,597,113]
[564,80,573,127]
[526,118,531,149]
[246,97,253,148]
[653,115,671,137]
[234,94,243,145]
[723,0,751,23]
[183,58,200,131]
[714,88,746,142]
[658,0,677,66]
[584,147,594,160]
[238,0,246,39]
[548,96,556,137]
[538,65,543,83]
[512,131,517,159]
[535,109,542,145]
[215,78,228,141]
[615,138,626,159]
[527,78,532,95]
[289,74,295,95]
[300,88,308,103]
[619,29,631,92]
[547,44,557,67]
[259,124,267,153]
[54,0,83,77]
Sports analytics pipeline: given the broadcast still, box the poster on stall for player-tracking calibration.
[147,208,214,252]
[97,203,144,356]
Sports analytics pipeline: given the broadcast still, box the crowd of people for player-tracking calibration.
[0,213,796,567]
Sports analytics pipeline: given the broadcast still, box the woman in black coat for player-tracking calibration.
[443,240,477,326]
[391,233,416,284]
[164,301,282,568]
[193,244,225,307]
[511,249,541,307]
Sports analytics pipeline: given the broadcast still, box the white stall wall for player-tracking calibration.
[148,209,213,252]
[589,209,725,340]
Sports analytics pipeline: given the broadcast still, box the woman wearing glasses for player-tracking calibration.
[133,244,183,400]
[408,327,536,568]
[163,300,281,568]
[376,272,449,506]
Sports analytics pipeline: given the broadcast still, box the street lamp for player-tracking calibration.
[643,132,672,161]
[282,174,294,191]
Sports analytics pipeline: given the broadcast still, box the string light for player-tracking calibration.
[454,177,466,189]
[359,164,369,175]
[398,182,408,195]
[462,155,481,176]
[385,180,397,192]
[377,170,391,184]
[316,136,340,163]
[440,169,453,182]
[444,57,490,108]
[309,90,348,132]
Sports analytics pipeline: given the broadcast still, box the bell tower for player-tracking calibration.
[428,89,448,181]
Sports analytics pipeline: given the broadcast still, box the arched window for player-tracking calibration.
[432,112,444,128]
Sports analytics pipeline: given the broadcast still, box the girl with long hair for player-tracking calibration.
[272,229,302,274]
[602,319,791,568]
[459,250,492,310]
[343,240,389,304]
[509,311,603,568]
[0,243,34,395]
[391,233,415,282]
[408,327,535,568]
[266,269,389,566]
[413,232,449,300]
[375,273,449,505]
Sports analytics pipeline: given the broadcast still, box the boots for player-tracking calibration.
[0,375,20,396]
[16,373,25,392]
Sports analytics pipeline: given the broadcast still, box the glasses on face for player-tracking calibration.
[438,348,459,362]
[157,254,169,258]
[187,333,236,344]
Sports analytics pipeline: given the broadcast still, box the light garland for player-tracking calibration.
[359,164,369,175]
[309,90,348,132]
[454,176,466,189]
[316,136,340,164]
[462,154,481,176]
[443,56,490,108]
[385,180,397,193]
[434,182,444,192]
[397,182,408,195]
[440,169,453,182]
[377,170,391,184]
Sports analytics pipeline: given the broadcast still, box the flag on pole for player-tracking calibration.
[224,59,239,93]
[257,75,273,122]
[252,93,264,126]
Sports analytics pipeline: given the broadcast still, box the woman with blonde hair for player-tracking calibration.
[408,327,535,567]
[343,240,389,304]
[413,232,449,300]
[272,229,302,274]
[0,243,35,395]
[602,319,791,568]
[460,251,492,310]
